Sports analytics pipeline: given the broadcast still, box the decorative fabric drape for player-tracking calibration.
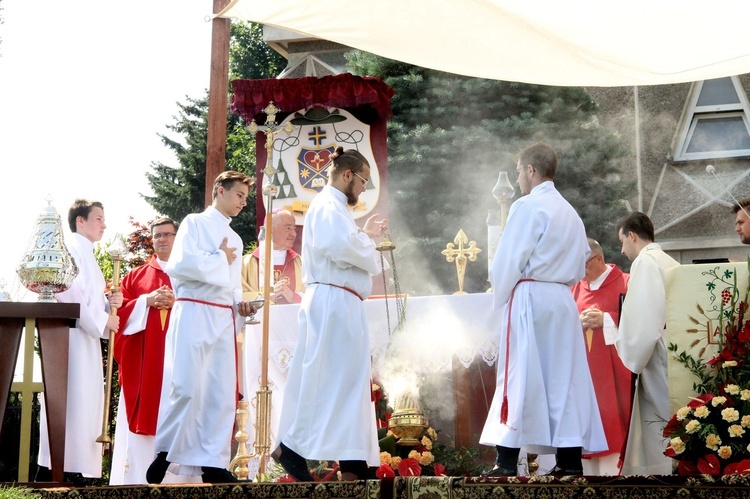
[230,73,395,121]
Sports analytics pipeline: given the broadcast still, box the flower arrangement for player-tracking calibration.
[376,426,445,478]
[665,262,750,475]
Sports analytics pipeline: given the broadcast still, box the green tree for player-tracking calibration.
[348,52,632,296]
[143,21,286,247]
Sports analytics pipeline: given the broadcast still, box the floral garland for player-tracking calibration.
[665,261,750,475]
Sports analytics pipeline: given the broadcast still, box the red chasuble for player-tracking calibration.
[113,256,171,435]
[571,265,632,459]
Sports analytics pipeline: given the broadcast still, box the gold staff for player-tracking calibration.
[97,234,128,445]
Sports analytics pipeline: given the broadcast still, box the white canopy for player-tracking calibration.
[217,0,750,87]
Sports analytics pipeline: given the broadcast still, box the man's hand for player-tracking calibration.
[272,280,294,304]
[147,285,175,310]
[108,291,123,309]
[220,237,238,265]
[363,213,388,239]
[580,307,604,329]
[106,313,120,333]
[238,301,258,317]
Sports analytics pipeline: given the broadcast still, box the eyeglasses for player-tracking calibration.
[515,166,526,178]
[153,232,176,240]
[352,171,370,188]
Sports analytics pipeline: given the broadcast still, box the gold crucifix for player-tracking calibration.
[247,101,294,179]
[442,229,482,295]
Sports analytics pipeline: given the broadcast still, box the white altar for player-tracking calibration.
[241,292,499,453]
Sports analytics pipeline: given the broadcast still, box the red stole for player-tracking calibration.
[251,247,301,304]
[113,256,171,435]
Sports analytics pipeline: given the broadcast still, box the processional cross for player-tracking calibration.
[442,229,482,295]
[230,102,294,481]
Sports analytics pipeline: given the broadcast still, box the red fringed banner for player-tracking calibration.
[231,73,395,121]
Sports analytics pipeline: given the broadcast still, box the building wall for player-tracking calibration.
[587,75,750,263]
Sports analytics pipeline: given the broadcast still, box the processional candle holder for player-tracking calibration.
[388,394,429,446]
[97,233,128,445]
[487,171,515,291]
[17,199,79,302]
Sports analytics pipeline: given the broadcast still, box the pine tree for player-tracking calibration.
[142,21,286,248]
[348,52,632,296]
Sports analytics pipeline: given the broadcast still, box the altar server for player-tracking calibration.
[274,147,387,481]
[37,199,122,481]
[480,142,607,476]
[146,171,256,484]
[616,211,679,475]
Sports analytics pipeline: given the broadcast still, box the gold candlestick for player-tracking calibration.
[97,234,128,445]
[229,400,251,480]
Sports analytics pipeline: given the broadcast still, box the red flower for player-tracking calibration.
[397,457,422,477]
[433,464,446,476]
[688,393,713,408]
[677,460,699,476]
[662,415,681,438]
[375,464,395,479]
[697,454,722,476]
[724,460,750,474]
[277,475,297,482]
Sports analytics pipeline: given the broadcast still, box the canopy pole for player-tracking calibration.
[206,0,231,207]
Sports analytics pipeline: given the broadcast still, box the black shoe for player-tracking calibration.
[481,464,517,477]
[202,466,239,483]
[63,472,86,486]
[276,442,315,481]
[146,452,171,484]
[34,465,52,482]
[543,465,583,477]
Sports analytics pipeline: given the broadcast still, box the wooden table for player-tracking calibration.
[0,302,79,483]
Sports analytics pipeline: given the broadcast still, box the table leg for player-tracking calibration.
[0,317,24,444]
[37,318,70,484]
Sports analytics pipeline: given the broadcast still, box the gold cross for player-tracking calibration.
[442,229,482,295]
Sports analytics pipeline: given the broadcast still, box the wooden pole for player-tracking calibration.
[206,0,231,207]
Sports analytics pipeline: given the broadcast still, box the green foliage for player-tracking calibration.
[431,440,485,477]
[348,52,632,295]
[229,21,287,81]
[0,485,38,499]
[143,21,286,246]
[668,342,713,394]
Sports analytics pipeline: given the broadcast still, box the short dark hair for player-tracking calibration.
[329,147,369,178]
[212,170,254,199]
[617,211,654,242]
[517,142,557,179]
[67,199,104,233]
[732,198,750,214]
[150,217,177,235]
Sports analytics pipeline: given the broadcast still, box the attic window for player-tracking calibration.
[673,76,750,161]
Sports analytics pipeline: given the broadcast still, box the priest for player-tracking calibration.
[573,238,631,475]
[241,209,304,304]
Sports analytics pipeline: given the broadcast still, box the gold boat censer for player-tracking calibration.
[17,200,78,301]
[388,393,428,446]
